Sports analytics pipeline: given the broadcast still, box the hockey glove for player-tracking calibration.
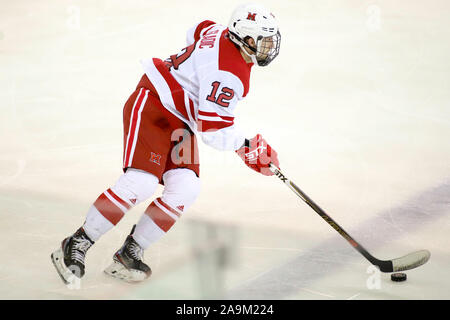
[235,134,280,176]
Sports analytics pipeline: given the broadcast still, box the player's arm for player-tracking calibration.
[186,20,216,45]
[197,72,279,175]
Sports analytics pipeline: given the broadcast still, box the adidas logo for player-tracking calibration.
[130,198,137,205]
[177,205,184,212]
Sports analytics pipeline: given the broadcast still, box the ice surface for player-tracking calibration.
[0,0,449,299]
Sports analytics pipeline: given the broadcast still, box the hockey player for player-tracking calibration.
[51,3,281,284]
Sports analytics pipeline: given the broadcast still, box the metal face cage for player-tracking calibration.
[255,31,281,66]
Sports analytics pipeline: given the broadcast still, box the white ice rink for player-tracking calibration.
[1,0,449,300]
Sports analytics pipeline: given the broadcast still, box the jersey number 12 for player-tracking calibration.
[206,81,234,107]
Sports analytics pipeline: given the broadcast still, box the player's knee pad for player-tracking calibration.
[161,168,201,211]
[110,168,159,206]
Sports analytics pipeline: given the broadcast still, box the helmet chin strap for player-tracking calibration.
[229,32,258,65]
[242,47,258,65]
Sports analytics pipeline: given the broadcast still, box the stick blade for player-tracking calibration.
[392,250,431,272]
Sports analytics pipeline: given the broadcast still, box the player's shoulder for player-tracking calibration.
[194,24,253,98]
[192,20,217,40]
[217,29,253,97]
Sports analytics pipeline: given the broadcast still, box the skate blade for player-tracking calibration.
[50,248,82,286]
[104,260,150,283]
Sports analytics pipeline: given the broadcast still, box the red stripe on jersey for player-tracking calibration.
[189,98,196,121]
[145,201,176,232]
[218,29,253,97]
[124,89,147,167]
[198,110,234,122]
[156,197,181,217]
[153,58,189,120]
[107,188,131,210]
[194,20,216,42]
[197,119,234,132]
[94,193,125,225]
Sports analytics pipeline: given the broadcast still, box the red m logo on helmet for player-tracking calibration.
[247,12,256,21]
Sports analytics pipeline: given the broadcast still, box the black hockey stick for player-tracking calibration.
[269,163,430,272]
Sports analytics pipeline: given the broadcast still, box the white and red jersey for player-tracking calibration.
[141,20,253,151]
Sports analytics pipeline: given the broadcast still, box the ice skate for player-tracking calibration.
[51,227,94,285]
[104,225,152,282]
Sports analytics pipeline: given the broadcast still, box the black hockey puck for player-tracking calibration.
[391,272,407,282]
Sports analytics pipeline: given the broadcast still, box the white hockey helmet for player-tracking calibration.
[228,3,281,66]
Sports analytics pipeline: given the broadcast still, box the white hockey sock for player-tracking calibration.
[82,188,133,241]
[133,169,200,249]
[82,169,159,242]
[83,205,114,241]
[133,197,183,249]
[133,213,166,250]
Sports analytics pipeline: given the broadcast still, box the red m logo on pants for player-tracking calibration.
[247,12,256,21]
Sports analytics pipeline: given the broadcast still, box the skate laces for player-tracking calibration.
[71,236,92,264]
[128,240,144,261]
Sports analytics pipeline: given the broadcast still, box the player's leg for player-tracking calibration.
[83,168,158,240]
[51,85,164,284]
[135,168,201,248]
[104,168,201,282]
[104,80,200,282]
[50,168,159,284]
